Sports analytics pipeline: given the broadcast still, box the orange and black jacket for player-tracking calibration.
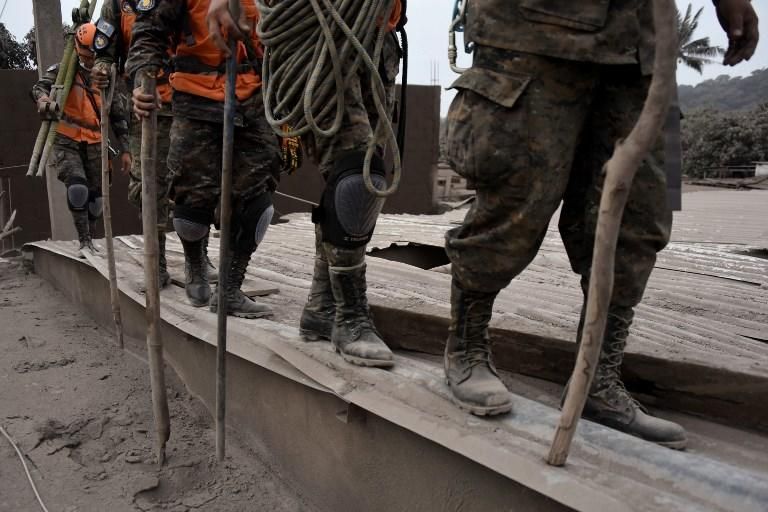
[32,63,130,147]
[126,0,265,123]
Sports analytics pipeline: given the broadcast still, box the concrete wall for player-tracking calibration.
[0,70,141,252]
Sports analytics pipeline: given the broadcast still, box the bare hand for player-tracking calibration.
[207,0,250,57]
[715,0,759,66]
[120,152,132,175]
[36,95,53,114]
[132,86,160,119]
[91,63,111,90]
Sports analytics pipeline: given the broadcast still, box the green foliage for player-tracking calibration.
[0,23,32,70]
[679,68,768,111]
[676,3,724,74]
[681,104,768,177]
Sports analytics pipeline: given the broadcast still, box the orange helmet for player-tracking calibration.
[75,23,97,50]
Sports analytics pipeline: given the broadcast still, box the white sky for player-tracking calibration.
[3,0,767,114]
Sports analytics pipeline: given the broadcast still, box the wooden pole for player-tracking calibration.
[100,66,124,349]
[216,0,241,462]
[546,0,678,467]
[140,72,171,465]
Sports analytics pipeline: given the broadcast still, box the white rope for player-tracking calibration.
[256,0,401,198]
[274,190,319,207]
[0,425,50,512]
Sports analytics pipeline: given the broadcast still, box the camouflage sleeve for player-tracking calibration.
[31,64,59,102]
[94,0,124,68]
[109,85,131,150]
[125,0,183,84]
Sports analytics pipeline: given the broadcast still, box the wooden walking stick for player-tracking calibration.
[140,71,171,465]
[546,0,678,467]
[215,0,241,462]
[100,65,124,349]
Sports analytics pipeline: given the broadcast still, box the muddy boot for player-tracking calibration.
[210,250,272,319]
[180,238,210,307]
[582,306,687,449]
[73,211,96,256]
[202,234,218,283]
[444,280,512,416]
[328,261,393,368]
[300,227,334,341]
[158,232,171,289]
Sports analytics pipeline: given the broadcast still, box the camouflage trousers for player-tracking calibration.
[166,96,282,226]
[445,47,672,308]
[312,32,401,177]
[49,134,102,196]
[128,114,174,233]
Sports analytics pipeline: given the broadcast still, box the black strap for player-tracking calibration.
[396,0,408,30]
[173,55,257,75]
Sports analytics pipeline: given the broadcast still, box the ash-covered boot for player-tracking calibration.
[300,227,335,341]
[328,260,393,368]
[180,237,210,307]
[201,233,218,283]
[445,280,512,416]
[210,250,272,318]
[73,210,96,256]
[582,306,687,449]
[158,232,171,289]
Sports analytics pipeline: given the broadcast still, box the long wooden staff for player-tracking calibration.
[140,72,171,464]
[215,0,241,462]
[100,65,124,349]
[547,0,678,467]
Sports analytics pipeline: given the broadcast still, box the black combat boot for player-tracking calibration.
[328,262,393,367]
[582,306,687,449]
[445,280,512,416]
[210,250,272,318]
[201,233,218,283]
[300,227,334,341]
[180,237,210,307]
[73,211,96,256]
[158,232,171,289]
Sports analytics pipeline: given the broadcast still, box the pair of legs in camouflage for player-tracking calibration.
[49,134,104,255]
[299,32,401,368]
[444,47,685,448]
[166,96,281,316]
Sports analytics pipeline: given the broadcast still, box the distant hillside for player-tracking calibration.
[679,68,768,111]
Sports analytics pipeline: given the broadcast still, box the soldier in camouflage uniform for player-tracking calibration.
[127,0,282,316]
[207,0,404,367]
[32,23,131,255]
[91,0,216,288]
[443,0,758,448]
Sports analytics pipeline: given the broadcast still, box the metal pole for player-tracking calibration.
[140,72,171,465]
[546,0,677,467]
[216,0,241,462]
[100,66,124,349]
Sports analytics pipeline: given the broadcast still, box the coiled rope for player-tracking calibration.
[256,0,401,197]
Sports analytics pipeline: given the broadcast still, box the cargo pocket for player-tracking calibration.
[446,67,531,189]
[520,0,610,31]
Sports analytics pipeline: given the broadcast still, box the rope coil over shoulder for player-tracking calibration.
[256,0,401,198]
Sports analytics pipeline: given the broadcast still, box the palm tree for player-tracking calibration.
[677,3,724,73]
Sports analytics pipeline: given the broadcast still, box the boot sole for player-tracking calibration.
[209,305,273,319]
[449,395,513,417]
[656,438,687,450]
[300,329,331,342]
[335,347,394,369]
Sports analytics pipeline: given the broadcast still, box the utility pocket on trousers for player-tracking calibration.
[446,66,530,189]
[519,0,611,31]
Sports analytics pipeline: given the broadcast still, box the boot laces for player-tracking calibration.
[595,313,643,412]
[458,299,493,370]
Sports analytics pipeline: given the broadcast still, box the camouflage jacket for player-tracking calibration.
[466,0,656,74]
[32,63,131,149]
[93,0,129,70]
[125,0,259,123]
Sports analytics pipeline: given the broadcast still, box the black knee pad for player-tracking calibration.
[313,152,387,248]
[66,176,89,212]
[233,192,274,253]
[88,191,103,220]
[173,205,212,242]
